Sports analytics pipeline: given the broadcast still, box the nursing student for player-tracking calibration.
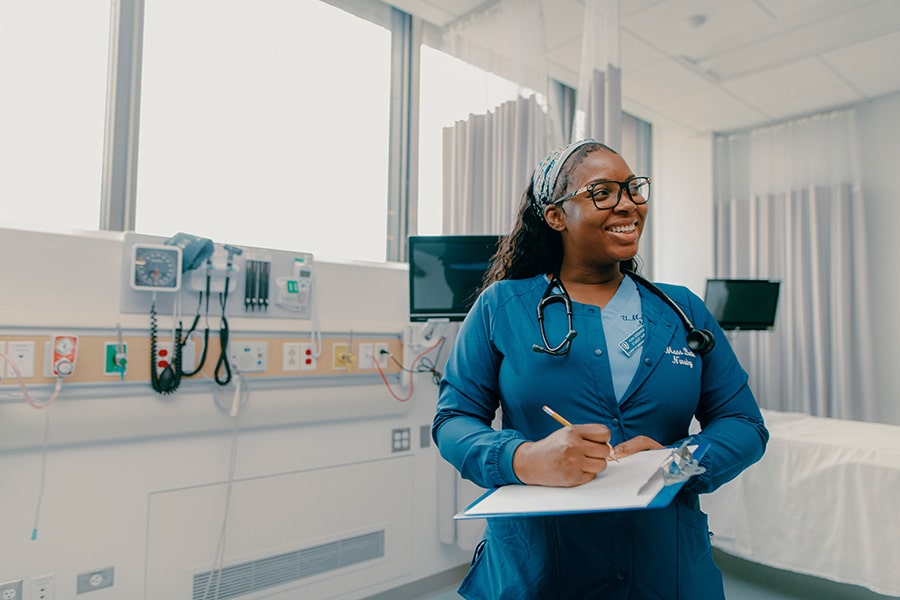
[432,139,769,599]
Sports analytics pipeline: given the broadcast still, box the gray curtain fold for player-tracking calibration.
[714,110,875,421]
[442,94,557,234]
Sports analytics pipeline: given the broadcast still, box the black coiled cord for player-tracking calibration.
[214,313,231,385]
[150,300,183,395]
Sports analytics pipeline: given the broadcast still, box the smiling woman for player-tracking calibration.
[432,139,768,600]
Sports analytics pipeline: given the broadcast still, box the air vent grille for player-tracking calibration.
[193,530,384,600]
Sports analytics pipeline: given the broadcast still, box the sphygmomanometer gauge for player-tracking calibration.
[131,244,183,291]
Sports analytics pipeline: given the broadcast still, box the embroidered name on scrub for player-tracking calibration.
[665,346,696,368]
[619,323,645,356]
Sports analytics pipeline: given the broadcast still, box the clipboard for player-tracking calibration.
[455,441,708,520]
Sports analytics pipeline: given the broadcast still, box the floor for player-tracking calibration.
[416,550,897,600]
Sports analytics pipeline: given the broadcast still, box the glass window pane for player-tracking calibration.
[0,2,109,232]
[137,0,391,262]
[417,45,525,236]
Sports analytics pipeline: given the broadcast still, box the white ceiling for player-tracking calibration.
[386,0,900,134]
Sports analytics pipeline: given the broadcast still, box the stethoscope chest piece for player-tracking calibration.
[532,275,578,355]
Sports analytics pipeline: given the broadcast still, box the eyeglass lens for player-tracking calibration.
[587,177,651,209]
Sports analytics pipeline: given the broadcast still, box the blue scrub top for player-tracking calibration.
[433,274,769,600]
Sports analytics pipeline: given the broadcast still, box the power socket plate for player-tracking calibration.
[76,567,114,594]
[0,580,23,600]
[31,574,54,600]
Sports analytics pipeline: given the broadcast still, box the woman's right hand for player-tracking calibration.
[512,424,613,487]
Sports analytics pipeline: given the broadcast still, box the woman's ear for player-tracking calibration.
[544,204,566,231]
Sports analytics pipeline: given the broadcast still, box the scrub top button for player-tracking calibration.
[643,357,652,365]
[611,418,619,427]
[616,571,626,581]
[594,348,603,356]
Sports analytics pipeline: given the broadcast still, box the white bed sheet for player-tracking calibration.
[702,409,900,596]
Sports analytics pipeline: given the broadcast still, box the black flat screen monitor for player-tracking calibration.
[704,279,781,331]
[408,235,501,322]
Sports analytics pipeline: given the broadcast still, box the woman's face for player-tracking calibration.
[545,149,648,270]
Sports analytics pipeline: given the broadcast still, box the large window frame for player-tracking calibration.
[16,0,648,266]
[100,0,410,261]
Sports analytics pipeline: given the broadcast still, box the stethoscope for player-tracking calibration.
[532,270,716,356]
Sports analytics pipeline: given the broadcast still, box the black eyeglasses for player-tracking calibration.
[552,176,651,210]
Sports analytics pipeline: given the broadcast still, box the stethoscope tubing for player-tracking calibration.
[532,271,715,356]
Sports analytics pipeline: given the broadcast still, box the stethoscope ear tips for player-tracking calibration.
[687,329,716,355]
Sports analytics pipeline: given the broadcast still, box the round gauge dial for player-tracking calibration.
[55,337,74,354]
[131,244,183,291]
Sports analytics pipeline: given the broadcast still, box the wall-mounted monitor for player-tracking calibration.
[408,235,502,322]
[704,279,781,331]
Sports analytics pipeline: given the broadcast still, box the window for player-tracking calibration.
[0,1,110,232]
[137,0,391,262]
[417,45,527,235]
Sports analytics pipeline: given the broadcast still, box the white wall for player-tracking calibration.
[0,228,469,599]
[648,122,715,297]
[858,93,900,425]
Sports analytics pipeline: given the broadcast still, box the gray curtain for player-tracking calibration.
[714,109,875,421]
[442,94,557,234]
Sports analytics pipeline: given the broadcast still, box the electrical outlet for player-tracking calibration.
[283,342,301,371]
[6,341,34,378]
[229,341,268,373]
[332,343,353,370]
[31,574,54,600]
[358,343,374,369]
[0,580,22,600]
[374,343,390,369]
[76,567,114,594]
[298,343,317,371]
[391,427,411,452]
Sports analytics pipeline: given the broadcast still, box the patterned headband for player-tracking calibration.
[531,138,602,221]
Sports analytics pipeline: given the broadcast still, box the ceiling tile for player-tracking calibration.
[620,0,772,63]
[822,30,900,96]
[393,0,900,132]
[625,82,769,133]
[723,57,861,106]
[621,30,667,72]
[850,73,900,99]
[698,1,900,81]
[623,57,716,103]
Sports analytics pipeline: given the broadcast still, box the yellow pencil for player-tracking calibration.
[541,405,618,462]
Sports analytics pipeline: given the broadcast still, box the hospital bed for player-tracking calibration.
[702,409,900,596]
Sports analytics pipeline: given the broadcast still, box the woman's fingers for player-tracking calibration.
[613,435,664,459]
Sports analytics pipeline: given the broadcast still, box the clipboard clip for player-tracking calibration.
[638,437,706,495]
[660,437,706,485]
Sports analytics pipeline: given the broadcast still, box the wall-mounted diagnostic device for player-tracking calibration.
[130,244,183,292]
[276,269,312,312]
[119,233,319,393]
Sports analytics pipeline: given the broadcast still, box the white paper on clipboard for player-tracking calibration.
[455,445,704,519]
